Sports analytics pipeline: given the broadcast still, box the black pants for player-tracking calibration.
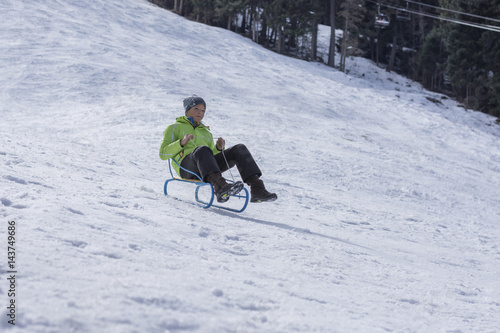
[180,144,262,183]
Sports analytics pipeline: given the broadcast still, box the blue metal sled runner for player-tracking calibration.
[164,159,249,213]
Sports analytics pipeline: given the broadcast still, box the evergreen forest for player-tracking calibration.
[148,0,500,119]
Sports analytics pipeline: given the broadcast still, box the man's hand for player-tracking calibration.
[216,137,225,150]
[180,134,194,147]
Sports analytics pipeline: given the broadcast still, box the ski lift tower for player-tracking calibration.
[374,3,390,67]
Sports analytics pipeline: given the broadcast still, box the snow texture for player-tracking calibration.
[1,0,499,332]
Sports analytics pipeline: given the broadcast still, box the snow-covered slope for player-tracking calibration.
[1,0,499,332]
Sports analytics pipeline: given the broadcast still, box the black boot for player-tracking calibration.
[207,172,244,203]
[246,175,277,203]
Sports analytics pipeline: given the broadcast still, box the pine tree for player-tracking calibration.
[481,30,500,117]
[192,0,216,24]
[441,0,500,116]
[338,0,366,72]
[418,27,448,91]
[215,0,248,31]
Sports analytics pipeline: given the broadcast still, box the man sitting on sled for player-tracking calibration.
[159,95,277,203]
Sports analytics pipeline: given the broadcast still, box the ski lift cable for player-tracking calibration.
[384,3,500,33]
[419,11,500,33]
[391,5,500,33]
[400,0,500,25]
[367,0,500,26]
[365,0,500,33]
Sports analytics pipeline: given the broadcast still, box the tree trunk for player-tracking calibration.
[260,16,268,46]
[328,0,336,67]
[311,15,318,61]
[376,28,380,67]
[388,33,397,71]
[240,9,246,33]
[340,1,349,72]
[418,2,425,47]
[252,9,259,43]
[277,26,284,54]
[310,0,319,61]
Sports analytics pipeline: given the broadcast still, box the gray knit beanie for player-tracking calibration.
[183,95,206,113]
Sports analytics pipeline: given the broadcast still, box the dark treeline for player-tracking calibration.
[148,0,500,119]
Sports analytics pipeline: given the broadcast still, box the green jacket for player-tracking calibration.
[159,116,220,176]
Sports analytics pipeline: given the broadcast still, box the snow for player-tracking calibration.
[1,0,500,332]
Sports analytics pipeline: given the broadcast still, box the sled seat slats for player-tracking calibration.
[173,177,204,183]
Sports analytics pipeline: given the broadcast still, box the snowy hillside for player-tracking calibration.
[1,0,500,332]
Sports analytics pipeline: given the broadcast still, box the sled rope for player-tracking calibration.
[189,137,235,182]
[221,148,235,182]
